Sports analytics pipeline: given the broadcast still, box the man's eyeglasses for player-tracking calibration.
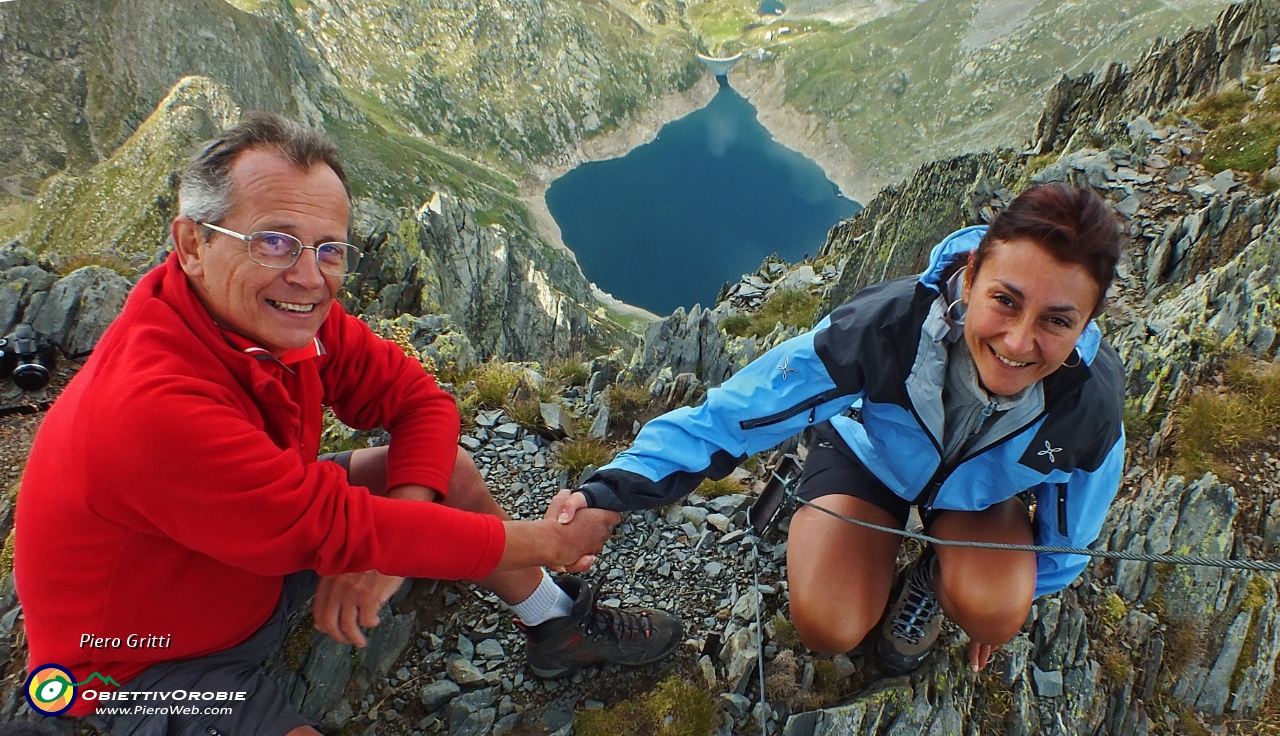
[197,222,362,277]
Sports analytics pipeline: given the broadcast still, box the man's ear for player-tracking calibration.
[172,217,204,278]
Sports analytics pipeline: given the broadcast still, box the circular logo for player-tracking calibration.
[25,664,77,716]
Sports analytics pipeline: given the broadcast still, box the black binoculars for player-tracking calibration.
[0,324,57,391]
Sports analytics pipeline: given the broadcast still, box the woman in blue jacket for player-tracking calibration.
[556,184,1125,674]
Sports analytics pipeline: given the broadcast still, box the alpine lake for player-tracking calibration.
[545,78,861,317]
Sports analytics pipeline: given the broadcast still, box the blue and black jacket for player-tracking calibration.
[578,227,1126,597]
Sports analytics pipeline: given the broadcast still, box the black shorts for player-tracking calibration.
[797,439,912,527]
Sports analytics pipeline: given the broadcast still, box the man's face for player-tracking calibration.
[175,148,350,356]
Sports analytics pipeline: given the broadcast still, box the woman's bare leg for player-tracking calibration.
[931,497,1037,646]
[785,495,902,653]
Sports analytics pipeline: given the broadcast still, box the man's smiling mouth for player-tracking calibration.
[989,345,1031,368]
[267,299,316,313]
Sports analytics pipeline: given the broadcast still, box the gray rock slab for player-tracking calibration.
[362,610,416,679]
[31,266,131,356]
[300,632,354,720]
[447,659,488,686]
[588,407,609,439]
[475,638,505,660]
[539,402,575,439]
[422,679,462,710]
[1032,665,1064,698]
[707,494,750,515]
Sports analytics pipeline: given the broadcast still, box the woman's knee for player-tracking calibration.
[788,604,874,654]
[935,563,1033,644]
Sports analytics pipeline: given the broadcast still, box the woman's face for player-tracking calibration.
[962,238,1100,397]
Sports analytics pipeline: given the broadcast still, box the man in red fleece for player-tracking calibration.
[15,113,680,735]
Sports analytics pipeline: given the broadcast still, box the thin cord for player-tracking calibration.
[752,537,768,736]
[787,488,1280,573]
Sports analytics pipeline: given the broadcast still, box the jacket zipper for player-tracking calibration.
[917,409,1050,510]
[1057,482,1069,536]
[739,388,843,430]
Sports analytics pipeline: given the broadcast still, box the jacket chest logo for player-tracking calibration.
[1037,440,1062,463]
[777,358,798,381]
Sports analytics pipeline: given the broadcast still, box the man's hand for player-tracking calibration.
[313,571,406,648]
[544,489,604,572]
[968,640,996,672]
[497,503,620,573]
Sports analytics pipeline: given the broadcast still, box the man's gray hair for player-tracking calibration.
[178,111,352,225]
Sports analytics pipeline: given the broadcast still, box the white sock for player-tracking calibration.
[509,570,575,626]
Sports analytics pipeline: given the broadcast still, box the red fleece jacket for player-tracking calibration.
[15,254,505,715]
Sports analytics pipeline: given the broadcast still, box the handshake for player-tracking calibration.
[495,489,619,574]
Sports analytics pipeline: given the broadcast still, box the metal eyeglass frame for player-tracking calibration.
[197,221,363,277]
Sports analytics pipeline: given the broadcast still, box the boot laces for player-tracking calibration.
[890,562,939,646]
[587,605,651,643]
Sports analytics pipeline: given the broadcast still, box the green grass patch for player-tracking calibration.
[606,383,653,426]
[1025,153,1059,176]
[556,439,614,481]
[575,674,719,736]
[719,313,752,337]
[55,252,138,278]
[1173,357,1280,476]
[1187,90,1253,130]
[694,477,745,498]
[722,289,822,338]
[504,397,544,433]
[688,0,759,51]
[0,199,34,246]
[1202,116,1280,173]
[553,359,590,387]
[771,613,804,650]
[471,361,523,409]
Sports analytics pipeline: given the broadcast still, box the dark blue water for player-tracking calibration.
[545,80,860,316]
[759,0,786,14]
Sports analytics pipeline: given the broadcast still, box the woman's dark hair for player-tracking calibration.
[973,184,1123,318]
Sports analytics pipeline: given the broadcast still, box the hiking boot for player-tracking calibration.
[877,548,943,675]
[520,576,682,678]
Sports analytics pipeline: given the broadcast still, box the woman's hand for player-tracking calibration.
[550,489,591,524]
[969,640,996,672]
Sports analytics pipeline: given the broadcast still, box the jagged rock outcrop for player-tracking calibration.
[0,244,128,360]
[624,304,733,388]
[364,313,479,374]
[1031,0,1280,156]
[0,0,347,197]
[348,192,634,361]
[23,76,241,267]
[820,151,1026,308]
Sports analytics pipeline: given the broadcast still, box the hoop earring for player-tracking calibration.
[946,298,967,326]
[1062,350,1082,368]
